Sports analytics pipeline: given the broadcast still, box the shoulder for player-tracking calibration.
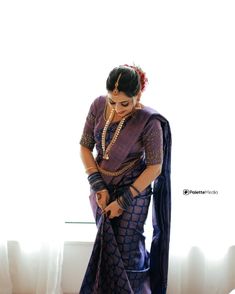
[135,104,160,120]
[137,104,170,129]
[143,116,162,134]
[89,95,106,115]
[93,95,106,106]
[136,105,161,126]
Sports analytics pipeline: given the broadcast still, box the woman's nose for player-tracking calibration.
[115,103,122,112]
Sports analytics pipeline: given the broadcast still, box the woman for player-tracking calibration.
[79,64,171,294]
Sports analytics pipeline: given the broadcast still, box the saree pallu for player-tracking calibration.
[79,96,171,294]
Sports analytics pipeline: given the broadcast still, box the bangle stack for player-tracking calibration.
[116,187,134,211]
[88,172,107,192]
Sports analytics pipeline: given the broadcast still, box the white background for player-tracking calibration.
[0,0,235,258]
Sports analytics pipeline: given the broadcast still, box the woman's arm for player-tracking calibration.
[80,145,98,175]
[128,117,164,197]
[103,163,162,218]
[129,164,162,197]
[80,144,162,191]
[80,145,110,209]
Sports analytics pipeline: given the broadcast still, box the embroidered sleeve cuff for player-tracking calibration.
[80,133,95,151]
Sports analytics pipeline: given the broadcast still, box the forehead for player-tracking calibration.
[107,91,131,102]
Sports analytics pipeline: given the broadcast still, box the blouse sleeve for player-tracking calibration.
[79,100,96,151]
[142,117,164,165]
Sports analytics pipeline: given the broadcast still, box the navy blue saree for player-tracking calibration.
[79,96,171,294]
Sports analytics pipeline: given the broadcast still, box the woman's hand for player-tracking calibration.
[103,200,123,219]
[96,189,110,210]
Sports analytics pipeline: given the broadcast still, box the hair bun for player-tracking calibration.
[123,64,148,92]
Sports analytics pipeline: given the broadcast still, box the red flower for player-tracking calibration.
[123,64,148,92]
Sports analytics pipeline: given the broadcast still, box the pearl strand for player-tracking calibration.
[101,108,126,160]
[101,108,114,159]
[105,117,126,157]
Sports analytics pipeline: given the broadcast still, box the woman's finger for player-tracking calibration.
[118,208,123,214]
[96,193,101,200]
[100,203,106,211]
[103,210,111,217]
[102,207,108,214]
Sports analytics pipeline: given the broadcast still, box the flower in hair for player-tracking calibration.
[123,63,148,92]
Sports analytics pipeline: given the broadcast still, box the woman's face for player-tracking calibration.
[107,91,138,118]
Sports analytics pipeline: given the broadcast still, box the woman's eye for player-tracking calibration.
[109,100,129,107]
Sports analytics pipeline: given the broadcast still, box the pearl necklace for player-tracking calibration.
[101,108,126,160]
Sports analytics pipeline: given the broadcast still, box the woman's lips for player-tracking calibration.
[117,111,126,115]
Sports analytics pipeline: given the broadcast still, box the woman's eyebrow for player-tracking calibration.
[109,98,129,103]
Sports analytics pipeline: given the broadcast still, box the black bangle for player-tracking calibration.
[130,184,141,195]
[117,187,134,210]
[88,172,106,192]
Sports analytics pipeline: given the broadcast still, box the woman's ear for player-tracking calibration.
[137,91,142,101]
[134,92,142,110]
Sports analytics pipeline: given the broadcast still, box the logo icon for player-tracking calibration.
[183,189,190,195]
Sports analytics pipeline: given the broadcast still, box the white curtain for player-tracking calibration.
[35,242,63,294]
[0,238,63,294]
[167,246,235,294]
[0,242,12,294]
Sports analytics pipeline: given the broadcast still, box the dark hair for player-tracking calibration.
[106,65,147,98]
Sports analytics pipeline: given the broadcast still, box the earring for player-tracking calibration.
[135,101,142,109]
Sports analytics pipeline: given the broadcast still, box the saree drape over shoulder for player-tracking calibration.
[79,96,172,294]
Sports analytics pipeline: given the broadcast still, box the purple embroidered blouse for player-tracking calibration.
[80,96,163,183]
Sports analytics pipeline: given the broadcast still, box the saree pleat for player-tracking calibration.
[80,215,134,294]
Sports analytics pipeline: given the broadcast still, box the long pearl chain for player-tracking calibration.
[101,108,126,160]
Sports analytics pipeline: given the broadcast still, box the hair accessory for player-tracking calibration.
[123,64,148,92]
[113,73,122,95]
